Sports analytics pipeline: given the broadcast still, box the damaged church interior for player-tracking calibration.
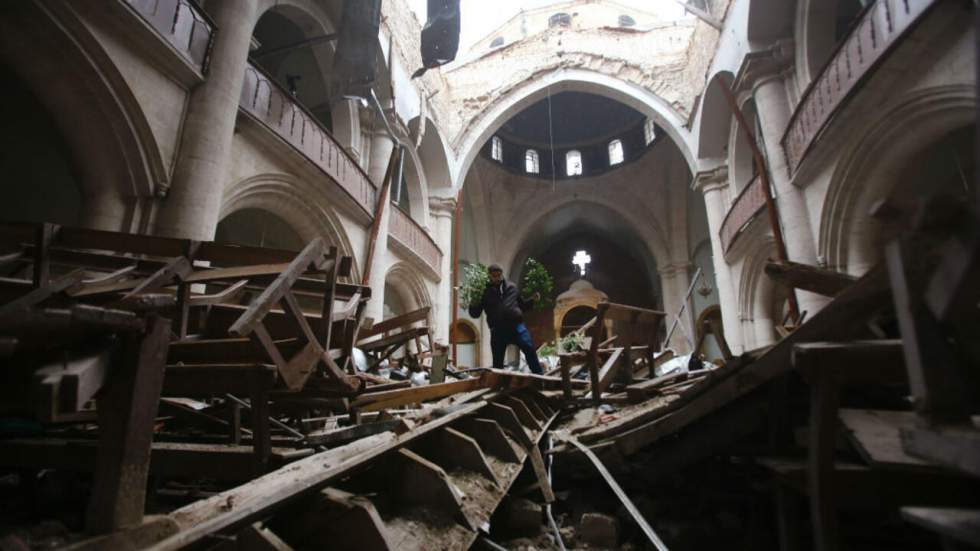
[0,0,977,549]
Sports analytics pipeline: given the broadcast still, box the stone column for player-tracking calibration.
[367,132,395,188]
[429,196,457,344]
[363,132,396,323]
[155,0,259,240]
[331,99,363,162]
[693,166,745,355]
[748,46,830,317]
[658,262,694,354]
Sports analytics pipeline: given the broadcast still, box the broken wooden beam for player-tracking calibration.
[764,260,857,298]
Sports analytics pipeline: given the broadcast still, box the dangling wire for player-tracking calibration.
[546,83,557,193]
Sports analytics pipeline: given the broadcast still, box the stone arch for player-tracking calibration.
[220,173,359,279]
[451,69,696,186]
[697,71,735,163]
[794,0,867,90]
[728,96,760,192]
[820,85,977,276]
[504,197,670,276]
[252,0,350,139]
[385,261,433,313]
[396,145,431,225]
[411,117,453,191]
[0,2,165,232]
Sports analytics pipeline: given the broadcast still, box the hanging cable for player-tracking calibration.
[546,83,557,192]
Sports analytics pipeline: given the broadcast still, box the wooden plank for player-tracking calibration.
[33,346,113,421]
[599,302,666,325]
[395,448,474,529]
[305,420,403,446]
[0,439,309,480]
[358,326,429,352]
[146,402,486,550]
[229,239,327,337]
[195,242,298,267]
[278,488,392,551]
[563,436,668,551]
[807,369,841,551]
[162,364,278,396]
[764,260,857,298]
[58,227,190,258]
[0,269,84,317]
[483,403,531,447]
[168,338,301,364]
[839,409,931,469]
[886,238,973,423]
[901,425,980,479]
[792,340,906,385]
[358,306,431,340]
[187,279,248,306]
[901,507,980,546]
[591,347,624,399]
[350,377,485,412]
[420,427,500,486]
[32,222,55,288]
[237,523,294,551]
[503,396,542,431]
[183,263,291,284]
[86,315,171,533]
[121,257,191,301]
[573,263,896,451]
[452,418,522,463]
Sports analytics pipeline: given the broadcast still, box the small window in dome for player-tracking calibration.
[619,14,636,27]
[491,136,503,162]
[525,149,540,174]
[566,150,582,176]
[490,36,504,48]
[644,119,657,145]
[549,13,572,28]
[608,140,624,165]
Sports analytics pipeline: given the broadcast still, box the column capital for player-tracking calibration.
[658,261,693,278]
[428,196,457,218]
[692,165,729,194]
[733,39,795,94]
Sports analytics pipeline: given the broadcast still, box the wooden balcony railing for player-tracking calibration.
[125,0,214,72]
[782,0,939,175]
[720,174,766,253]
[239,63,377,216]
[389,205,443,274]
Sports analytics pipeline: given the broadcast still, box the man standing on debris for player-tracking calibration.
[468,264,543,374]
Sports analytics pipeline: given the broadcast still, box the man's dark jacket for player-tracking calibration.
[468,279,533,330]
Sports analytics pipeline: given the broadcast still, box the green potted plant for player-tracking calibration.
[520,257,554,311]
[458,262,489,310]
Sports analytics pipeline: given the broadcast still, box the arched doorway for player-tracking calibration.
[0,63,80,226]
[215,208,305,251]
[451,320,480,368]
[251,5,339,132]
[799,0,871,87]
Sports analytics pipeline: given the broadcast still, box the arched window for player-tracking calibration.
[525,149,540,174]
[489,36,504,48]
[608,140,624,165]
[644,119,657,145]
[490,136,503,162]
[549,13,571,28]
[618,14,636,27]
[566,150,582,176]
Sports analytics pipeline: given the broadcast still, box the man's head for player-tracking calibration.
[488,264,503,285]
